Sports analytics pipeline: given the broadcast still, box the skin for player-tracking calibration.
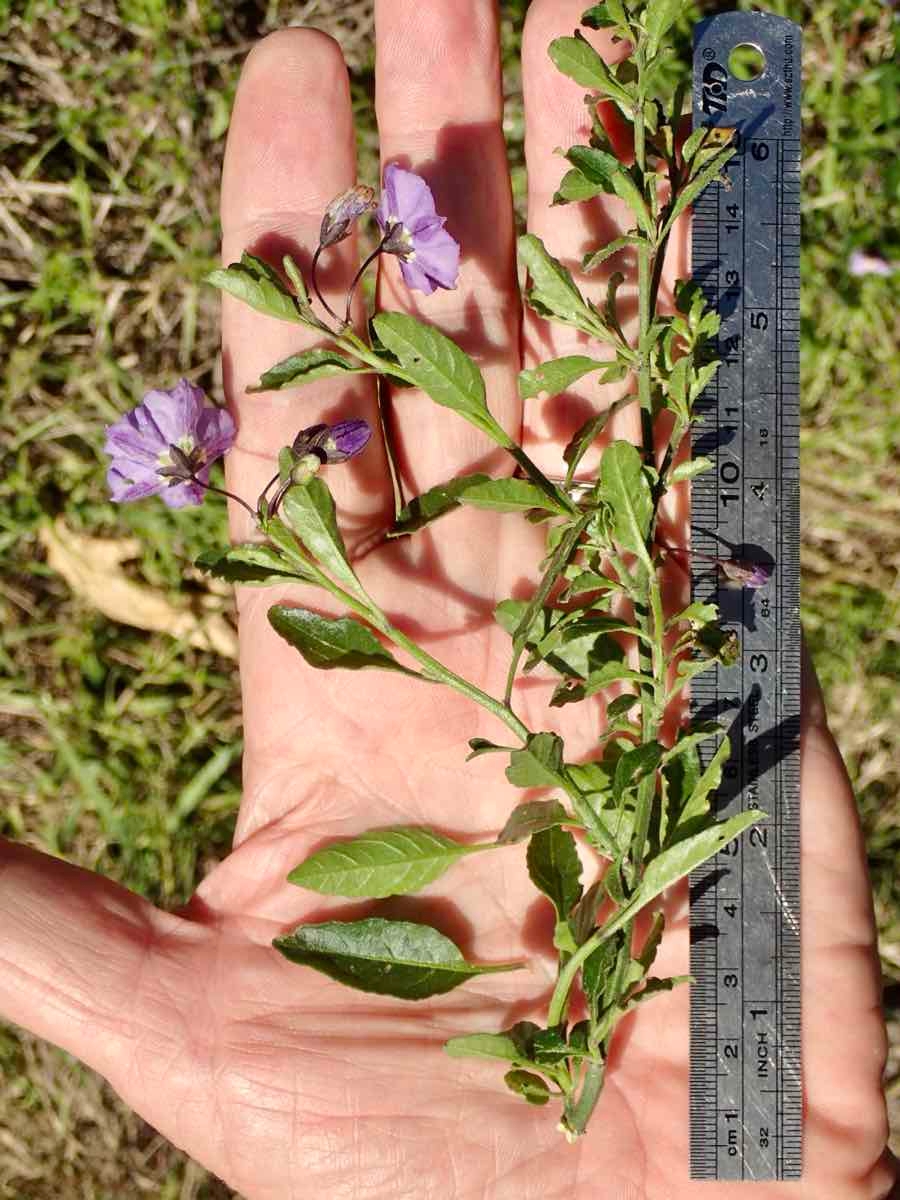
[0,3,896,1197]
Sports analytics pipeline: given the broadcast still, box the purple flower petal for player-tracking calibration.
[376,163,460,295]
[328,419,372,461]
[103,379,236,508]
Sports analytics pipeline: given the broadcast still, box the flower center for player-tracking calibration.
[382,218,416,261]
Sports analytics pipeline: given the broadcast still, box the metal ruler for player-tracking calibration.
[688,12,802,1181]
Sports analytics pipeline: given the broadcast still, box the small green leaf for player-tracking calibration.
[497,798,571,845]
[288,827,491,898]
[504,1069,551,1106]
[280,477,366,599]
[196,543,313,585]
[613,741,663,803]
[518,234,607,339]
[269,607,414,675]
[506,732,565,789]
[661,142,736,238]
[391,473,491,536]
[669,455,714,483]
[580,3,618,28]
[582,235,642,273]
[553,168,606,205]
[644,0,685,58]
[526,825,583,920]
[460,477,569,514]
[518,355,607,401]
[668,601,718,628]
[570,878,604,945]
[371,312,503,442]
[548,35,634,108]
[637,911,665,973]
[282,254,309,305]
[444,1022,541,1066]
[600,441,654,567]
[274,917,523,1000]
[565,149,653,239]
[623,975,691,1010]
[466,737,512,761]
[249,348,369,392]
[563,395,634,485]
[669,734,732,838]
[206,253,302,323]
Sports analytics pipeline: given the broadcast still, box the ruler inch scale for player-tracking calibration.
[688,12,802,1182]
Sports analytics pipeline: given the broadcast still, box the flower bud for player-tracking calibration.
[319,185,376,249]
[717,558,772,589]
[289,452,323,486]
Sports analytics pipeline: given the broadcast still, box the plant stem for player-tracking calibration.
[310,245,345,329]
[561,1060,606,1139]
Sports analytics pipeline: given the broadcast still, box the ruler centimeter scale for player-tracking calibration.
[688,12,802,1182]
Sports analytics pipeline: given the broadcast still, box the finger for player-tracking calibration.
[373,0,521,497]
[221,29,393,545]
[799,647,890,1161]
[520,0,642,475]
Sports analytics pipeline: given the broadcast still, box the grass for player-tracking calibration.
[0,0,897,1194]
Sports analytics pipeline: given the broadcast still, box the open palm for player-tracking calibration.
[1,3,894,1197]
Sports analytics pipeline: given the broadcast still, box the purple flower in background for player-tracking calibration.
[848,250,896,278]
[717,557,772,589]
[104,379,236,508]
[375,163,460,295]
[319,185,376,249]
[292,420,372,464]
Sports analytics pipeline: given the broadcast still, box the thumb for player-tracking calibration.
[0,838,203,1085]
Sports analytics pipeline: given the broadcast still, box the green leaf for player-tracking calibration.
[504,1069,551,1106]
[391,473,491,536]
[582,235,642,273]
[553,168,607,205]
[280,477,365,599]
[600,441,654,567]
[518,234,606,339]
[668,601,718,629]
[526,825,584,919]
[623,974,691,1010]
[282,254,309,305]
[196,543,313,585]
[563,395,634,485]
[612,741,663,804]
[371,312,502,442]
[269,607,414,675]
[669,455,714,483]
[582,928,629,1020]
[670,734,732,837]
[570,878,604,945]
[660,724,724,768]
[581,3,618,28]
[598,810,764,945]
[444,1022,541,1066]
[566,149,653,239]
[466,737,511,761]
[249,348,369,392]
[288,827,491,898]
[205,252,302,323]
[644,0,685,58]
[548,35,634,108]
[661,142,736,238]
[506,732,565,789]
[518,355,607,401]
[459,477,569,515]
[497,798,571,845]
[273,917,522,1000]
[566,145,622,191]
[637,911,665,973]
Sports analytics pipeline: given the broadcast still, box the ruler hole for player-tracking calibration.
[728,43,766,81]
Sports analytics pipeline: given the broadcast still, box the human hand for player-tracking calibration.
[1,3,895,1197]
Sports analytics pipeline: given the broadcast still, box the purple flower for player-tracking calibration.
[104,379,236,508]
[319,185,376,249]
[291,419,372,464]
[717,558,772,589]
[375,163,460,295]
[848,250,895,278]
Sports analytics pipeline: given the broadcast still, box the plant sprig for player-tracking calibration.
[110,0,769,1144]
